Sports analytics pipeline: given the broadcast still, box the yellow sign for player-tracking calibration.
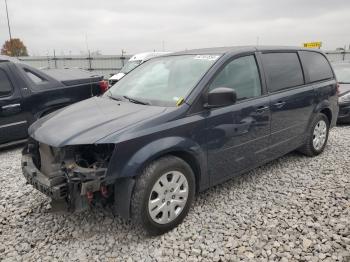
[303,42,322,49]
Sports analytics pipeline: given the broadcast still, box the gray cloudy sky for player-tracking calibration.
[1,0,350,55]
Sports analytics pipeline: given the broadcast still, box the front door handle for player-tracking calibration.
[2,103,21,110]
[256,106,269,113]
[273,101,286,108]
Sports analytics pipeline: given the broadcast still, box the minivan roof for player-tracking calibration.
[170,46,324,56]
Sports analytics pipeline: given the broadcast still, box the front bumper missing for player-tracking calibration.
[22,153,68,200]
[22,151,108,212]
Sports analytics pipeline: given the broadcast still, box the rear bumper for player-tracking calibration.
[21,153,68,200]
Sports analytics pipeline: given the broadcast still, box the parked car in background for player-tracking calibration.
[0,55,107,147]
[108,52,170,86]
[22,46,338,235]
[332,61,350,123]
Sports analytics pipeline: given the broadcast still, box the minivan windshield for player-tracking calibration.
[333,63,350,83]
[106,55,220,106]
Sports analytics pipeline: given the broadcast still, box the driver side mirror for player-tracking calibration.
[204,87,237,109]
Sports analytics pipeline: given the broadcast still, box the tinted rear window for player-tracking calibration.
[262,52,304,92]
[0,69,13,96]
[25,70,45,84]
[299,51,334,83]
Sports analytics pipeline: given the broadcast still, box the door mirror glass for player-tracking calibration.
[205,87,237,108]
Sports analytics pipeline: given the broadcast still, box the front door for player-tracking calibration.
[0,66,28,144]
[206,54,271,184]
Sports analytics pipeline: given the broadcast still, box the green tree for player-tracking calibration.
[1,38,28,56]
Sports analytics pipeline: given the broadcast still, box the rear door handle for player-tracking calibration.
[273,101,286,108]
[256,106,269,113]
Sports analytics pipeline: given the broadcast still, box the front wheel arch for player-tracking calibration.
[130,155,196,235]
[112,151,201,221]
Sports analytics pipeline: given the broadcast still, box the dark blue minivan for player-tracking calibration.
[22,46,338,234]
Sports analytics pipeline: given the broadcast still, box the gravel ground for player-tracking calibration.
[0,126,349,262]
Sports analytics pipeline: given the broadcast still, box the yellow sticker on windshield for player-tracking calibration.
[176,97,184,106]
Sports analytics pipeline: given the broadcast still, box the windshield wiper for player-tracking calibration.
[338,82,350,84]
[123,95,150,105]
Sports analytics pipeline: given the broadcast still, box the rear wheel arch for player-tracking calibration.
[306,102,332,133]
[320,107,332,125]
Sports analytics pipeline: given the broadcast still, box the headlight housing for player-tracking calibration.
[339,92,350,104]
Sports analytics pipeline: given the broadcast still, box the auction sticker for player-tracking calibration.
[194,55,220,61]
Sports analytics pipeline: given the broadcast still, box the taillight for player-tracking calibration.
[99,80,109,93]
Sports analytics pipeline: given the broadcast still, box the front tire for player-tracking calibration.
[299,113,329,156]
[131,156,195,235]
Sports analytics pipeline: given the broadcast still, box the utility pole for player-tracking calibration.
[5,0,12,40]
[121,49,126,66]
[5,0,13,55]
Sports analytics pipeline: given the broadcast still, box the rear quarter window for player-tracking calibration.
[299,51,334,83]
[0,69,13,96]
[25,70,46,84]
[262,52,304,92]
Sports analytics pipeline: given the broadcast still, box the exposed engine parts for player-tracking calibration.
[23,140,114,212]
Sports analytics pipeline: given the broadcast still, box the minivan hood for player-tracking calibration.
[29,96,167,147]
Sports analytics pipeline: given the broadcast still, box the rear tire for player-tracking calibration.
[298,113,329,156]
[131,156,195,235]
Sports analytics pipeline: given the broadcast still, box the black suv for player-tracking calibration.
[0,56,104,147]
[22,46,338,235]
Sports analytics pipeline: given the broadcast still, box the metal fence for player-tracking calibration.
[18,54,132,79]
[17,50,350,79]
[324,50,350,62]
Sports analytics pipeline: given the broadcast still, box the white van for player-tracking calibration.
[109,52,170,86]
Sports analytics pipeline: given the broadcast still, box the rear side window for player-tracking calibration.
[299,51,334,82]
[262,52,304,92]
[0,69,13,96]
[25,70,45,84]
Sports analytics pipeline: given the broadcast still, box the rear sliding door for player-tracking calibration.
[260,52,315,158]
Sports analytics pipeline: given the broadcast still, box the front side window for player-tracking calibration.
[0,69,13,96]
[262,52,304,92]
[209,55,262,100]
[107,55,220,106]
[299,51,333,83]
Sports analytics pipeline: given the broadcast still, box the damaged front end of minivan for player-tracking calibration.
[22,139,115,212]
